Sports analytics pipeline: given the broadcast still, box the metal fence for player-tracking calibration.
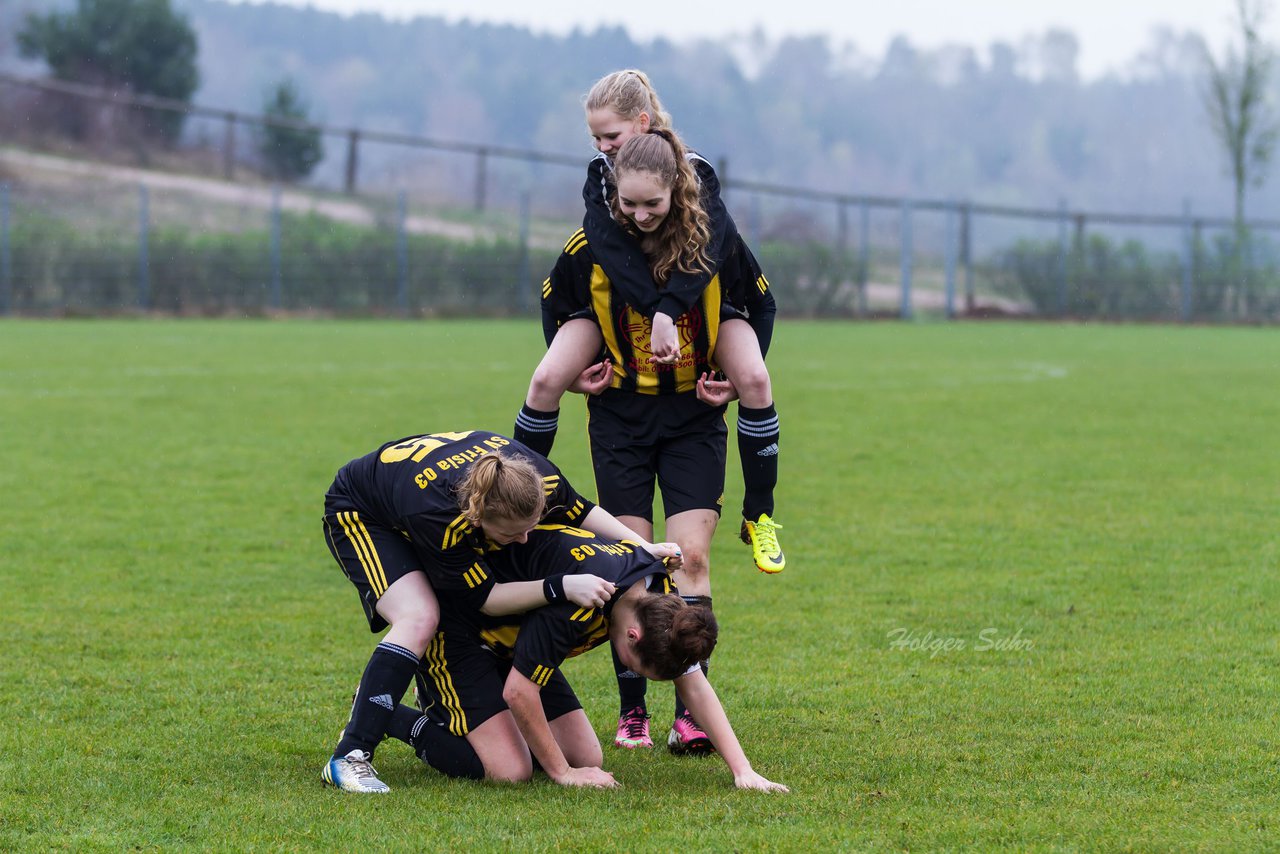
[2,71,1279,322]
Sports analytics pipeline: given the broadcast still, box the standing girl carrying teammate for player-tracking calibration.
[537,127,774,754]
[513,69,786,577]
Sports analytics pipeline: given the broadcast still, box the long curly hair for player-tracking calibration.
[608,129,713,285]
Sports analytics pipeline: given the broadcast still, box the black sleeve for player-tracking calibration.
[512,605,586,686]
[539,465,597,527]
[404,518,498,612]
[653,155,738,320]
[745,276,777,359]
[541,242,594,348]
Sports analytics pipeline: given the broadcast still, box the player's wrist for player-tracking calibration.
[543,574,567,603]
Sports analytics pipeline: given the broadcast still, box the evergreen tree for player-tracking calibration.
[258,78,324,183]
[17,0,199,142]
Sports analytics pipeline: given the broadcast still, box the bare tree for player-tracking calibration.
[1202,0,1278,233]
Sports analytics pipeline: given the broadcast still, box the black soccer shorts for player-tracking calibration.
[413,621,582,736]
[585,388,728,522]
[323,491,424,634]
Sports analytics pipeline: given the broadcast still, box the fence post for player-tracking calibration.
[1057,198,1069,317]
[899,199,913,319]
[944,200,957,319]
[517,190,532,313]
[1181,199,1193,323]
[138,184,150,312]
[961,202,974,313]
[344,129,360,195]
[270,185,282,310]
[396,190,408,316]
[858,200,869,316]
[223,112,236,181]
[0,183,10,316]
[474,148,488,212]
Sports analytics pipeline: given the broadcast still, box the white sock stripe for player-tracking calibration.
[515,412,559,431]
[377,642,422,664]
[738,420,780,437]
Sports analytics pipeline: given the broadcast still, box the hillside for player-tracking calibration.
[0,0,1257,223]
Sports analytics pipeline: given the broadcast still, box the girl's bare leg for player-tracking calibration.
[515,318,604,457]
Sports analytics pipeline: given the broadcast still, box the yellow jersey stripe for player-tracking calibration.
[542,278,552,299]
[425,633,468,736]
[463,562,488,589]
[703,275,723,374]
[564,229,587,255]
[443,514,470,550]
[590,266,624,384]
[338,511,388,597]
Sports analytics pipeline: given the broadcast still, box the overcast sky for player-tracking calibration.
[229,0,1267,79]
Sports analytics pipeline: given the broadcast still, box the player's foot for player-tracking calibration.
[667,713,715,756]
[740,513,785,574]
[614,706,653,749]
[322,749,390,793]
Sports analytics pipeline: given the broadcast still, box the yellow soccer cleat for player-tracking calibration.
[740,514,785,574]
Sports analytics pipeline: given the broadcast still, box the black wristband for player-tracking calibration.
[543,574,567,603]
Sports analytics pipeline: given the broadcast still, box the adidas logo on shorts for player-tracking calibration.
[756,443,779,457]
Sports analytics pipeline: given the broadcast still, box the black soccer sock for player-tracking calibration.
[674,595,713,721]
[513,404,559,458]
[384,703,485,780]
[410,713,485,780]
[612,642,648,715]
[334,641,420,759]
[736,404,780,520]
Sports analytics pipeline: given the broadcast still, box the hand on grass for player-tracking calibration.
[734,770,790,793]
[554,766,619,788]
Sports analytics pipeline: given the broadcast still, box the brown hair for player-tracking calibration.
[609,129,713,284]
[633,594,718,680]
[455,453,545,527]
[583,69,673,131]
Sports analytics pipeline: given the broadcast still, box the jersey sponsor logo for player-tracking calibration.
[619,306,703,360]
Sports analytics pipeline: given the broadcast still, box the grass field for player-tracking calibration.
[1,318,1277,851]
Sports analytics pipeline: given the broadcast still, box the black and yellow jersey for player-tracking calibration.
[543,229,726,395]
[328,431,593,607]
[582,150,733,321]
[465,525,675,687]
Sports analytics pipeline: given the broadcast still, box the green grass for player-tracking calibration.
[1,318,1277,851]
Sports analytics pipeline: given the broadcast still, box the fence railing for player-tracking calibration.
[2,71,1279,322]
